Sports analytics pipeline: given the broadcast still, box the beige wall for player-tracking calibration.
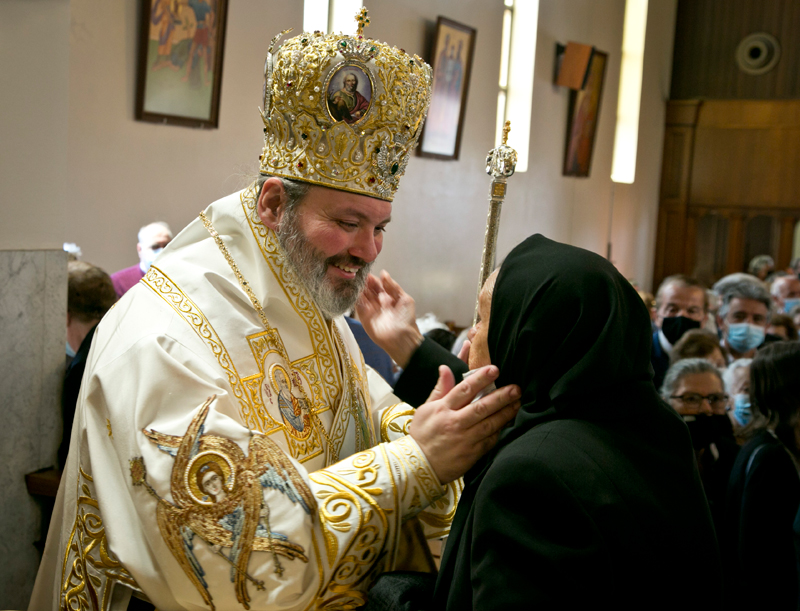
[0,0,70,250]
[1,0,677,325]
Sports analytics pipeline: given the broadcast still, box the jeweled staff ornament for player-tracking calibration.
[474,121,518,325]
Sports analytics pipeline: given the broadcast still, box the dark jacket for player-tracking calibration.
[721,430,800,610]
[61,325,97,468]
[650,329,670,391]
[434,395,721,610]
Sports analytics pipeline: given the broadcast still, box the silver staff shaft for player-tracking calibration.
[473,121,517,326]
[473,187,505,326]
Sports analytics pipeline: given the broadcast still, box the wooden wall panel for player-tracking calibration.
[689,100,800,209]
[652,101,700,289]
[671,0,800,100]
[654,100,800,287]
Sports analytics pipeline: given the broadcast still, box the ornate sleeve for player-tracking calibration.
[367,367,464,541]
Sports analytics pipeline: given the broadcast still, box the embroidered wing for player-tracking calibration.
[156,502,215,610]
[229,477,263,608]
[248,434,316,515]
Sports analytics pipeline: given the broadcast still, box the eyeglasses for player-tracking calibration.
[669,393,728,411]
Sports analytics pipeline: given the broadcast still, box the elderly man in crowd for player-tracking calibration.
[714,274,771,361]
[770,273,800,314]
[109,221,173,297]
[650,274,708,389]
[30,17,520,611]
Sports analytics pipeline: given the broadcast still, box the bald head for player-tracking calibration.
[137,222,173,269]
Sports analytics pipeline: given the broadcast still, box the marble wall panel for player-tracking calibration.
[0,250,66,609]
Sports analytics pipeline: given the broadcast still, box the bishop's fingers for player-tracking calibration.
[444,365,500,411]
[457,383,521,430]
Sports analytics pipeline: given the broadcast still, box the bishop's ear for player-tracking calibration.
[257,178,288,230]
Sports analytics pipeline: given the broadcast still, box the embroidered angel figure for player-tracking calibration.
[130,396,317,610]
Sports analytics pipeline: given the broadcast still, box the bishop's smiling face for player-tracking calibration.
[274,184,392,319]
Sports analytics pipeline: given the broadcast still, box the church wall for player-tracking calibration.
[671,0,800,100]
[377,0,677,322]
[0,0,69,250]
[62,0,305,274]
[56,0,675,327]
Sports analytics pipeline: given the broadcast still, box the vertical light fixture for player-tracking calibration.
[610,0,648,184]
[495,0,539,172]
[303,0,329,33]
[304,0,362,34]
[329,0,363,34]
[495,1,514,149]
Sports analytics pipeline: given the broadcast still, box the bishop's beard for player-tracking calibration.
[276,208,372,320]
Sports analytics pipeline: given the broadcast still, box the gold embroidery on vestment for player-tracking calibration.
[242,330,325,462]
[142,266,269,433]
[310,449,392,608]
[379,404,414,441]
[133,397,315,610]
[60,467,138,611]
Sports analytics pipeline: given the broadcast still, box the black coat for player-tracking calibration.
[721,430,800,610]
[433,396,722,610]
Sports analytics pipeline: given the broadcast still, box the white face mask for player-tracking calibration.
[66,340,77,358]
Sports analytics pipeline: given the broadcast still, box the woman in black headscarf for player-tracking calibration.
[429,235,722,609]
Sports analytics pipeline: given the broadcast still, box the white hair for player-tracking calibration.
[138,221,173,245]
[722,358,751,393]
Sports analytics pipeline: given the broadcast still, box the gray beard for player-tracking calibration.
[276,208,372,320]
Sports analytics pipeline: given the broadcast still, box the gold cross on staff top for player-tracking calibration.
[356,7,370,36]
[502,120,511,145]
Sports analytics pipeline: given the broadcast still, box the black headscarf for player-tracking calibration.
[433,234,664,607]
[489,234,656,442]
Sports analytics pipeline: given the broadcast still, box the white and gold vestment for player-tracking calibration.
[30,185,459,611]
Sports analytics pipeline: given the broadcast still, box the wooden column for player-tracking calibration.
[652,101,701,289]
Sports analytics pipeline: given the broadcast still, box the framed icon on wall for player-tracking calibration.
[563,50,608,177]
[418,17,477,160]
[135,0,228,128]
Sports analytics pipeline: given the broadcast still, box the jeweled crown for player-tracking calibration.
[259,10,433,201]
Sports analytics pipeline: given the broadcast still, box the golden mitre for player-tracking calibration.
[259,9,433,201]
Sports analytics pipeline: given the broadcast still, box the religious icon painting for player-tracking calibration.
[190,451,235,505]
[418,17,477,160]
[326,64,373,125]
[135,0,229,128]
[269,363,313,441]
[563,50,608,177]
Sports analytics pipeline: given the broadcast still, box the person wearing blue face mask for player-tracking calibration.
[109,221,173,297]
[715,276,771,362]
[722,358,752,432]
[770,273,800,315]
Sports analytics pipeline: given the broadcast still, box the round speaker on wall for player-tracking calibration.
[736,32,781,75]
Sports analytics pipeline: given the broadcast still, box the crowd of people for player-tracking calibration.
[648,259,800,610]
